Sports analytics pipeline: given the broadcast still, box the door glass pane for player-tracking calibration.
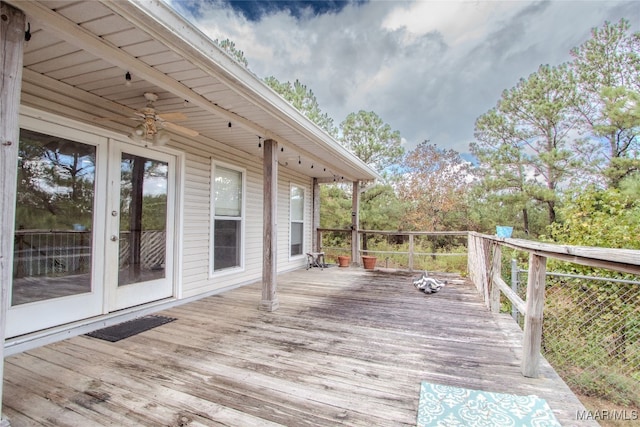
[12,129,96,306]
[119,154,168,286]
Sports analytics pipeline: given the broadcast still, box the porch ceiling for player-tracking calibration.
[9,0,378,182]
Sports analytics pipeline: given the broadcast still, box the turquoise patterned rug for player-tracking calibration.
[417,382,562,427]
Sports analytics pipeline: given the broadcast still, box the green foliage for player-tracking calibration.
[543,278,640,407]
[319,184,351,229]
[359,184,406,231]
[570,19,640,163]
[605,157,640,189]
[472,63,583,229]
[547,186,640,249]
[264,76,338,137]
[339,110,404,176]
[214,38,249,67]
[542,187,640,407]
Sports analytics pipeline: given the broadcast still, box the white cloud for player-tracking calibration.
[171,0,640,155]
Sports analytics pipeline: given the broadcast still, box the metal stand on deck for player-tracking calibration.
[306,252,325,270]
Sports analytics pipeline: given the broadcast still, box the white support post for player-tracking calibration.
[312,178,320,252]
[1,2,25,425]
[351,181,360,266]
[521,253,547,377]
[260,139,279,311]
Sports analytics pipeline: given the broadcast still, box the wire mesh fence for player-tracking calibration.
[512,265,640,409]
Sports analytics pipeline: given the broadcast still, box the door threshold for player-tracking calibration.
[4,297,177,356]
[4,279,251,356]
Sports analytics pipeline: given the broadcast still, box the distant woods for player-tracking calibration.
[216,20,640,248]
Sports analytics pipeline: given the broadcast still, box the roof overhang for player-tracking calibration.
[7,0,380,183]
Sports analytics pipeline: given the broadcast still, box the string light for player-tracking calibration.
[125,72,132,87]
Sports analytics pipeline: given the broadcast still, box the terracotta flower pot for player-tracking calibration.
[337,256,350,267]
[362,255,377,270]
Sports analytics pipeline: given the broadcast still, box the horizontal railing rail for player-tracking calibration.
[317,228,468,271]
[467,231,640,378]
[316,227,640,380]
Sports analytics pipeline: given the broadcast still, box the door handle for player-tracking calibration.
[110,235,118,242]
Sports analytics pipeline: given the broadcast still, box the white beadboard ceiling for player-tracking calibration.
[8,0,379,183]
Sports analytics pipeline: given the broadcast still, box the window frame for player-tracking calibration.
[210,161,246,276]
[289,183,305,259]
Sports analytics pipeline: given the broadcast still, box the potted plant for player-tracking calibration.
[361,255,377,270]
[337,255,350,267]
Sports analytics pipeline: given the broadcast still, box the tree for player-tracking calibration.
[339,110,404,176]
[472,64,581,226]
[548,186,640,250]
[471,110,534,234]
[397,142,472,232]
[570,19,640,184]
[264,77,338,137]
[359,183,406,231]
[214,38,249,68]
[319,184,351,229]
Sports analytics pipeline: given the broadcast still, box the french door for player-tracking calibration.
[8,120,177,338]
[106,142,175,311]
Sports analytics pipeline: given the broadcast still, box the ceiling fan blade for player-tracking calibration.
[93,116,121,122]
[93,115,140,122]
[157,112,188,122]
[163,121,199,137]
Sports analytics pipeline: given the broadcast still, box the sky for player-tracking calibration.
[167,0,639,159]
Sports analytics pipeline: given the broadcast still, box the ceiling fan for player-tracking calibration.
[98,92,199,146]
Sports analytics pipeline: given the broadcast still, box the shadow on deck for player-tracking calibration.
[3,267,595,426]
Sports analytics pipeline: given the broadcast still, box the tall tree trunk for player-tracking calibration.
[547,201,556,224]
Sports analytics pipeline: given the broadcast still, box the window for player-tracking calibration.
[290,185,304,257]
[212,164,244,273]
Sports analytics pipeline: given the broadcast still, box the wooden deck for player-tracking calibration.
[3,267,595,426]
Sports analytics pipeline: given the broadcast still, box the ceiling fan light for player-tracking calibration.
[153,129,171,146]
[134,123,146,136]
[129,130,143,142]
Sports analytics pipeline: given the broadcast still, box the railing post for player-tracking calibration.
[522,253,547,378]
[511,259,519,322]
[489,244,501,313]
[408,234,414,272]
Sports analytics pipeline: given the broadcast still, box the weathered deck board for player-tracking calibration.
[4,268,595,426]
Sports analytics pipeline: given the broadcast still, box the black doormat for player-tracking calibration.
[86,315,176,342]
